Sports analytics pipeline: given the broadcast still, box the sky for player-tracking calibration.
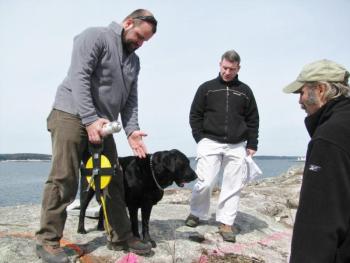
[0,0,349,157]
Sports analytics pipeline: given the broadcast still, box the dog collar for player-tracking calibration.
[150,154,164,191]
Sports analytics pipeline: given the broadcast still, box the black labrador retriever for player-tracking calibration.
[77,149,197,247]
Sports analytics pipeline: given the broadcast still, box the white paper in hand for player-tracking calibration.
[244,155,263,183]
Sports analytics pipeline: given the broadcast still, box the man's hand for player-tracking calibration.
[128,130,148,158]
[247,148,256,157]
[86,118,109,144]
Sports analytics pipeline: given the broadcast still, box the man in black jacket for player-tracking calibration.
[185,50,259,242]
[283,59,350,262]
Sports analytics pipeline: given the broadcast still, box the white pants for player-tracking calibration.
[190,138,246,226]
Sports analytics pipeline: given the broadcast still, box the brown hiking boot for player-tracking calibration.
[35,244,69,263]
[107,236,152,255]
[185,214,200,227]
[218,224,238,243]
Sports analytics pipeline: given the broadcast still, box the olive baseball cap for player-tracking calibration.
[283,59,349,93]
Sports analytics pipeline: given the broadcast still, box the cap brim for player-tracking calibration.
[283,80,304,94]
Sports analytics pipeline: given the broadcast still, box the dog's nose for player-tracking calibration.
[189,170,198,180]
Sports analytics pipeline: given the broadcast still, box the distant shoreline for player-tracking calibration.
[0,159,51,163]
[0,153,301,162]
[0,153,51,162]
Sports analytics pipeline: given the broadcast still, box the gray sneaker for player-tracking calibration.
[35,244,69,263]
[185,214,200,227]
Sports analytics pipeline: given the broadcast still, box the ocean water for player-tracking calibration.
[0,157,301,207]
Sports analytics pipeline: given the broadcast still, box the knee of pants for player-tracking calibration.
[193,179,213,193]
[58,177,78,203]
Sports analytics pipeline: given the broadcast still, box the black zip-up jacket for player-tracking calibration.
[290,96,350,263]
[189,74,259,150]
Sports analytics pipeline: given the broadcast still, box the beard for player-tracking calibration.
[123,39,138,53]
[122,29,139,54]
[301,88,321,115]
[305,88,318,105]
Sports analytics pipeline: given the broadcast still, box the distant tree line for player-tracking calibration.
[0,153,52,161]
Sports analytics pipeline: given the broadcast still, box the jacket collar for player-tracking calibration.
[305,96,348,137]
[108,21,134,59]
[108,21,123,36]
[217,74,240,87]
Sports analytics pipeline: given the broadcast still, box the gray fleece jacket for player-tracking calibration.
[53,22,140,136]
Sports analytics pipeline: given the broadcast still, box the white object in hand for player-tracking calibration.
[244,156,263,183]
[101,121,122,136]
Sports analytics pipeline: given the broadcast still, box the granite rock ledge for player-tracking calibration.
[0,164,304,263]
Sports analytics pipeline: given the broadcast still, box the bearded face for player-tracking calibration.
[122,20,154,53]
[298,85,325,116]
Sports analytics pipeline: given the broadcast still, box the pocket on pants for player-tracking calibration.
[196,138,210,157]
[46,109,56,132]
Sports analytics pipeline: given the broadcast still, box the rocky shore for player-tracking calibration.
[0,164,303,263]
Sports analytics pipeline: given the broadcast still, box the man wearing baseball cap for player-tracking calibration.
[283,59,350,262]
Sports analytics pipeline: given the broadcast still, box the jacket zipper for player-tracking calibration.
[224,86,229,140]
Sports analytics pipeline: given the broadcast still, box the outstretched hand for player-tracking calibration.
[128,130,148,158]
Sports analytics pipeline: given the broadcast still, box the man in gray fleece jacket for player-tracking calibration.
[35,9,158,262]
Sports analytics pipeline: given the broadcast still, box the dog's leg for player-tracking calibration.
[96,206,104,231]
[78,184,95,234]
[128,206,141,238]
[141,204,156,248]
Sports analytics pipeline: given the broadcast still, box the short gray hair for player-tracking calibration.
[221,50,241,64]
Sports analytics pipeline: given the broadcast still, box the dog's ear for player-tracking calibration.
[163,152,176,173]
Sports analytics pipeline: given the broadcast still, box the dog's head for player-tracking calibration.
[152,149,197,188]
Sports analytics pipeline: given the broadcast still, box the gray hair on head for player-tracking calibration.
[221,50,241,64]
[307,79,350,101]
[324,81,350,99]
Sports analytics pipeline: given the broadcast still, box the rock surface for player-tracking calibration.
[0,164,303,263]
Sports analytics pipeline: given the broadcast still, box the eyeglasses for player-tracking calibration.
[132,15,158,27]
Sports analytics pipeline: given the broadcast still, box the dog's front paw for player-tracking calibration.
[77,228,87,234]
[144,238,156,248]
[150,240,156,248]
[96,224,105,231]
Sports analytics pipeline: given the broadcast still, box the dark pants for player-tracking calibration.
[35,109,131,246]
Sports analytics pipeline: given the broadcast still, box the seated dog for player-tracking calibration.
[78,149,197,247]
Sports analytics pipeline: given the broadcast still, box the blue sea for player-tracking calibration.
[0,157,302,207]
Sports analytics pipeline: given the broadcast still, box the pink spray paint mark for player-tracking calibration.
[198,254,208,263]
[219,243,248,254]
[116,252,139,263]
[258,231,291,246]
[206,231,292,258]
